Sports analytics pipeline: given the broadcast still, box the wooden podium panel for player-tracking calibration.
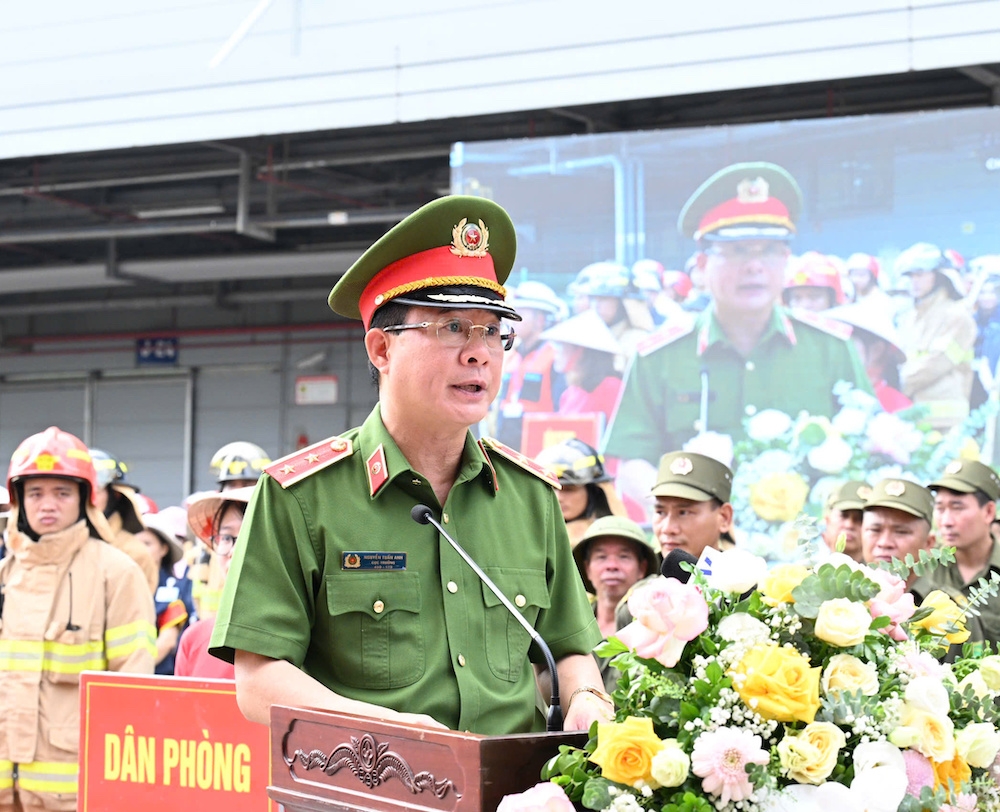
[269,706,587,812]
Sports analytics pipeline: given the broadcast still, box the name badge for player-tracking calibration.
[155,585,180,603]
[342,552,407,571]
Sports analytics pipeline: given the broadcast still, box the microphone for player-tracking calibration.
[661,548,698,582]
[411,503,564,732]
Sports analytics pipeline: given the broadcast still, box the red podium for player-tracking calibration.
[268,706,587,812]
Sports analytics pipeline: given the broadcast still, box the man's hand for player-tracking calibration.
[564,686,614,731]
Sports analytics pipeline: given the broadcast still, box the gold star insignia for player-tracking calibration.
[305,453,320,464]
[280,464,296,475]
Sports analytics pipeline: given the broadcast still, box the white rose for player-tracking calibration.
[761,783,865,812]
[682,431,734,468]
[958,670,991,700]
[754,449,795,473]
[956,722,1000,768]
[806,436,853,475]
[746,409,793,441]
[850,742,908,812]
[649,740,689,787]
[905,676,950,715]
[821,654,880,697]
[707,548,768,594]
[832,406,869,436]
[718,612,771,644]
[814,598,872,647]
[978,656,1000,691]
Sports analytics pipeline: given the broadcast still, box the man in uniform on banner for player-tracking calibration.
[211,196,610,735]
[604,162,872,510]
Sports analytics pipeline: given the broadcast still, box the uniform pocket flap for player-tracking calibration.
[325,571,421,621]
[480,568,550,612]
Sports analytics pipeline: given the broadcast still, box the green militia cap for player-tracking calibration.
[929,459,1000,502]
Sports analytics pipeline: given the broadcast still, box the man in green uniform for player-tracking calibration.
[210,196,610,735]
[822,479,869,562]
[922,459,1000,648]
[861,477,935,589]
[604,162,872,508]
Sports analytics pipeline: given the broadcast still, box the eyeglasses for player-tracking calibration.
[381,317,516,351]
[211,533,238,555]
[705,243,788,261]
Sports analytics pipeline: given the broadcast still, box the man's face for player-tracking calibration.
[933,489,995,553]
[861,506,933,566]
[905,269,937,300]
[517,308,548,345]
[652,495,732,560]
[371,306,504,434]
[704,240,790,317]
[848,267,874,294]
[591,296,621,325]
[21,477,82,536]
[584,538,648,604]
[823,507,863,561]
[786,287,833,312]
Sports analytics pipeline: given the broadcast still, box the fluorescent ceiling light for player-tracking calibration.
[133,204,226,219]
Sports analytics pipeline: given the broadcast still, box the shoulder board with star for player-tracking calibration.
[480,437,561,489]
[636,321,695,357]
[264,435,354,489]
[787,308,854,341]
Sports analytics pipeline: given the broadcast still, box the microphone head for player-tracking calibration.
[411,504,433,525]
[661,548,698,582]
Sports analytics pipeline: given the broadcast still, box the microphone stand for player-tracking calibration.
[411,504,564,732]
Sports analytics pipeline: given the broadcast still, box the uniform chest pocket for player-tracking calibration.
[325,571,424,690]
[481,568,550,682]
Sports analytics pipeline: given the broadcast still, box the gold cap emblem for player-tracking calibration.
[737,177,770,204]
[944,461,963,475]
[669,457,694,476]
[856,485,873,500]
[884,480,906,497]
[451,218,490,258]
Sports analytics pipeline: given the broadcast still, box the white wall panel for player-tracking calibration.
[1,1,997,159]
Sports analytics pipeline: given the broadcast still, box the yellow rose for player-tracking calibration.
[776,721,846,784]
[749,472,809,522]
[977,655,1000,691]
[649,739,689,788]
[731,642,821,724]
[821,654,879,698]
[955,722,1000,769]
[913,590,971,645]
[759,564,811,606]
[896,705,956,763]
[590,716,665,787]
[958,436,980,460]
[814,599,872,647]
[933,751,971,791]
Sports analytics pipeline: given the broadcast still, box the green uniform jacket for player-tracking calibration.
[210,405,601,735]
[911,540,1000,651]
[604,306,873,463]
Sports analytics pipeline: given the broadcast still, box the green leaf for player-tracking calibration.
[581,777,618,811]
[791,563,880,618]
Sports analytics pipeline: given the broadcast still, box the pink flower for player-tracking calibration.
[902,749,935,797]
[690,727,769,804]
[897,648,949,681]
[866,568,916,641]
[496,782,575,812]
[863,413,924,464]
[617,577,709,667]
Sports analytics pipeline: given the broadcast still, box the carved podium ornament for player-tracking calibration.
[285,731,462,800]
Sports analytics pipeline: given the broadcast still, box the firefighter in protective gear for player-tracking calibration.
[895,242,977,430]
[782,252,846,312]
[88,449,157,594]
[535,438,627,547]
[0,427,155,812]
[575,261,653,371]
[493,282,566,450]
[209,442,271,491]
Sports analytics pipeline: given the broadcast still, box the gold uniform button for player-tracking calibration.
[514,595,526,608]
[443,512,450,524]
[373,600,385,614]
[457,654,466,667]
[411,478,422,486]
[447,581,458,593]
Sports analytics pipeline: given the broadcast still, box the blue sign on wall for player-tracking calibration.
[136,337,178,365]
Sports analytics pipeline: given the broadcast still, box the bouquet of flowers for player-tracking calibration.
[730,384,993,563]
[531,547,1000,812]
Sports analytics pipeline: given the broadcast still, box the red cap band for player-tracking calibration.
[696,197,794,240]
[359,245,502,329]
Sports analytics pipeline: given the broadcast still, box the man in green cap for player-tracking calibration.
[615,451,734,630]
[861,478,935,588]
[572,516,659,694]
[822,480,869,562]
[210,195,610,735]
[604,162,871,512]
[923,459,1000,646]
